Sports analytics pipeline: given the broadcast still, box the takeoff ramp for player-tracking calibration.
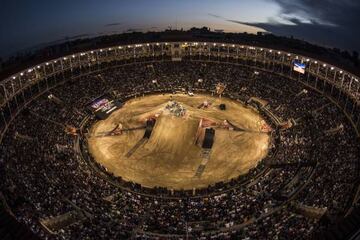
[125,138,148,158]
[225,119,245,131]
[194,149,212,178]
[125,119,156,158]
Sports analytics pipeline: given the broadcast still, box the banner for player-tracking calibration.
[87,94,122,119]
[293,60,306,74]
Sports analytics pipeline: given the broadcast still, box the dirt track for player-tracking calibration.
[88,93,270,190]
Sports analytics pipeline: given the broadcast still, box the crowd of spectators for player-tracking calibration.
[0,60,358,239]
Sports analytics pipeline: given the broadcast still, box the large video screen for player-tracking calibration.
[293,60,306,74]
[87,95,122,119]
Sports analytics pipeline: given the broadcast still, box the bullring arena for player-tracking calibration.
[0,40,359,240]
[88,94,270,189]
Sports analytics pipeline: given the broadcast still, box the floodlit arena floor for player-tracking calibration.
[88,93,270,190]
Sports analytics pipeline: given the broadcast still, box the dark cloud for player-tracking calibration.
[232,20,359,52]
[272,0,360,27]
[268,0,360,51]
[104,22,122,27]
[208,13,226,20]
[211,0,360,52]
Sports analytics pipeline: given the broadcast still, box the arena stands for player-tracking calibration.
[0,44,359,239]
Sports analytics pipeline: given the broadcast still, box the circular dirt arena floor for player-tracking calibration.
[88,93,270,190]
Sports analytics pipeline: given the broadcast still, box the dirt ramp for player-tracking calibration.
[145,114,200,158]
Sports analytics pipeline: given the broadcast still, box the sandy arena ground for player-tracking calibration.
[88,93,270,190]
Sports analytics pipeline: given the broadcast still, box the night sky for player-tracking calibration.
[0,0,359,59]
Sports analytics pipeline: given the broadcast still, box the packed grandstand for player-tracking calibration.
[0,34,360,240]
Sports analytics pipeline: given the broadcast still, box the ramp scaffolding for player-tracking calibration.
[125,119,156,158]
